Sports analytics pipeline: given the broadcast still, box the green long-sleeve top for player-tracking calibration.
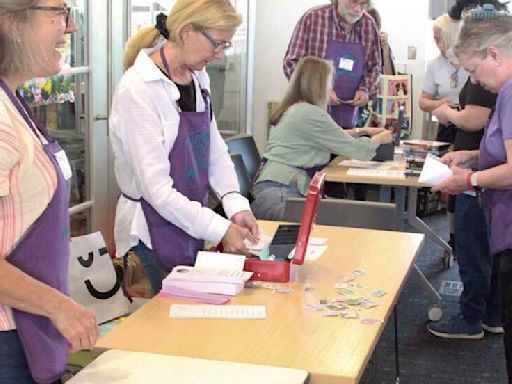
[256,102,378,195]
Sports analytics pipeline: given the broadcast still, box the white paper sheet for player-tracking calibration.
[338,160,401,170]
[418,153,453,186]
[195,251,246,271]
[169,304,266,319]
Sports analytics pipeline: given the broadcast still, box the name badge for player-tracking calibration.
[338,57,355,71]
[55,150,73,180]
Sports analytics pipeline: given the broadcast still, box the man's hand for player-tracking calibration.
[432,104,452,125]
[351,90,369,106]
[329,90,341,105]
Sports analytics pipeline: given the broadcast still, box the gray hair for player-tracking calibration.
[455,14,512,59]
[0,0,40,77]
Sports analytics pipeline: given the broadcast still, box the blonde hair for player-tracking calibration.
[269,56,333,126]
[0,0,39,77]
[455,15,512,60]
[123,0,242,69]
[433,13,461,50]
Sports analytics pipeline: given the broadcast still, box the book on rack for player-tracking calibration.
[162,264,253,297]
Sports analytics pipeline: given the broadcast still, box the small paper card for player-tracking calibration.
[169,304,266,319]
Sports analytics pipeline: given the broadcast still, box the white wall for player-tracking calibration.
[251,0,431,151]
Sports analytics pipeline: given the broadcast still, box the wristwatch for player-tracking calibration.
[470,171,479,188]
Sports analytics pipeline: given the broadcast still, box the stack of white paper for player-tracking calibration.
[161,252,252,297]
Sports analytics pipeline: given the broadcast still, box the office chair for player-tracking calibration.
[230,152,252,199]
[283,198,396,231]
[225,134,261,181]
[213,153,253,218]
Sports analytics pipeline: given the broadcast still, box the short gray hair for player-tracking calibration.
[455,14,512,59]
[0,0,40,77]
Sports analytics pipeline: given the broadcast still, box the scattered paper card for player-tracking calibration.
[169,304,266,319]
[418,153,453,186]
[346,168,405,178]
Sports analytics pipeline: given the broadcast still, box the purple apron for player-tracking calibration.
[325,40,365,128]
[0,78,71,384]
[139,48,211,271]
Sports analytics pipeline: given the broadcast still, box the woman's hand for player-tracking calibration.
[221,223,252,255]
[432,165,471,194]
[361,127,386,136]
[231,210,259,241]
[439,150,478,169]
[371,129,393,145]
[50,297,98,353]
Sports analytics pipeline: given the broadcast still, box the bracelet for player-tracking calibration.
[220,191,241,200]
[355,127,360,136]
[466,171,475,191]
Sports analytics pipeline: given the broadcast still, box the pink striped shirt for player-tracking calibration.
[283,4,382,97]
[0,88,57,330]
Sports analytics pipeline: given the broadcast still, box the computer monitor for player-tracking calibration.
[372,104,404,161]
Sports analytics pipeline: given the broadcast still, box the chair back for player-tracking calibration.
[230,153,252,198]
[283,198,397,231]
[225,134,261,181]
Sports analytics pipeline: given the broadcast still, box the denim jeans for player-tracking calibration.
[132,241,168,296]
[455,193,500,324]
[0,330,37,384]
[251,180,303,221]
[499,250,512,383]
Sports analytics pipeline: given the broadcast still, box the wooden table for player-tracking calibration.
[323,157,452,264]
[322,158,447,304]
[94,222,424,384]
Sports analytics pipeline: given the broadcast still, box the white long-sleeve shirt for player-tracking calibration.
[109,43,250,257]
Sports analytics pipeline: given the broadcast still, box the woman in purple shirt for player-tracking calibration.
[433,7,512,381]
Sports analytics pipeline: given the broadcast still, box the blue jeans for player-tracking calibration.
[251,180,303,221]
[132,242,168,296]
[499,250,512,382]
[455,193,501,324]
[0,331,37,384]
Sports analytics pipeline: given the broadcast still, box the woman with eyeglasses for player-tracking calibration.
[419,13,469,144]
[0,2,97,384]
[427,0,507,341]
[110,0,259,297]
[432,7,512,379]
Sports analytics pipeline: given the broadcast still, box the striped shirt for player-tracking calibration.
[283,4,381,97]
[0,88,57,330]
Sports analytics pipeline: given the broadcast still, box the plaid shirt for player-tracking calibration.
[283,4,381,97]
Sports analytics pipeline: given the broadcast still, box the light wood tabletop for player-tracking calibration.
[94,221,424,384]
[322,156,429,188]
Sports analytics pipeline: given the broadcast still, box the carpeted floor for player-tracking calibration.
[360,212,507,384]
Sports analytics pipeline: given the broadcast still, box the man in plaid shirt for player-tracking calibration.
[283,0,381,128]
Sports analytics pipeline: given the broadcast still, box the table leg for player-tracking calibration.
[406,187,452,253]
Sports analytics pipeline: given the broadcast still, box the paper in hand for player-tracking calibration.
[418,153,453,186]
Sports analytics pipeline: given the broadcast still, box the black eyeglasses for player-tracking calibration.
[200,29,232,53]
[450,69,459,89]
[28,4,71,26]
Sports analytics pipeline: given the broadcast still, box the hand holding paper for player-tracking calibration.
[418,153,453,186]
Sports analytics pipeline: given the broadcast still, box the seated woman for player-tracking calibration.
[251,56,393,220]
